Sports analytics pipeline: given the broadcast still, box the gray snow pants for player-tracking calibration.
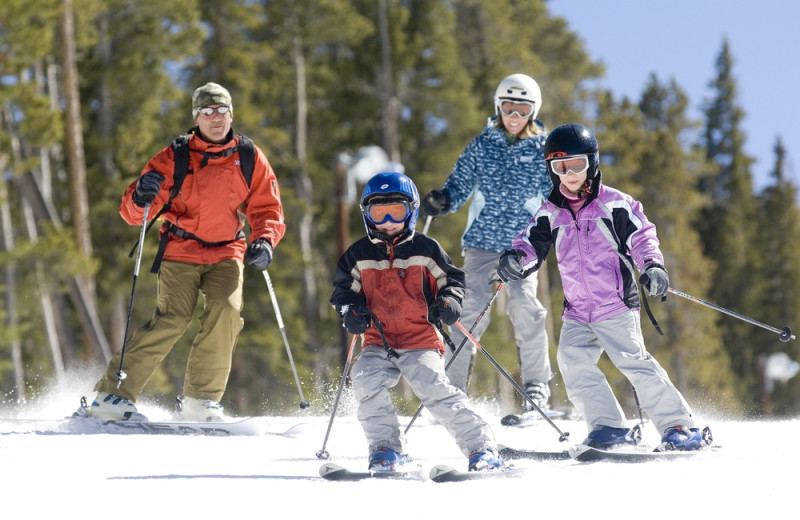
[445,248,551,392]
[556,309,696,435]
[351,347,496,457]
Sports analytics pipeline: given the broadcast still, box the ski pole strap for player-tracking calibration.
[369,313,400,359]
[435,321,458,351]
[640,288,664,336]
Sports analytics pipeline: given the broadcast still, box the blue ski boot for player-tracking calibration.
[468,446,504,471]
[660,425,708,451]
[583,425,639,449]
[368,447,409,473]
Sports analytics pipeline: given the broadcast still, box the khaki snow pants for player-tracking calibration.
[95,259,244,403]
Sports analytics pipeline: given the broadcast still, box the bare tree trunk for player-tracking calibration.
[0,149,26,402]
[61,0,105,367]
[60,0,96,305]
[377,0,400,163]
[19,170,112,365]
[96,12,115,178]
[21,198,65,380]
[287,10,318,350]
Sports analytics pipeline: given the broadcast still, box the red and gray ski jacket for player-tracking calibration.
[331,232,465,354]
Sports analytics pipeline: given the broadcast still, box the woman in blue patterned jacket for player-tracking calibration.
[421,74,553,414]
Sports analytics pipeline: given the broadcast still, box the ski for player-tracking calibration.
[568,443,718,463]
[429,464,528,483]
[500,409,566,427]
[319,462,422,481]
[570,425,716,462]
[0,417,307,437]
[498,444,571,461]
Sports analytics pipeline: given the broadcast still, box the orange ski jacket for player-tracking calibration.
[120,131,285,265]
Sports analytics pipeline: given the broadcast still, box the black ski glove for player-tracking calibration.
[340,304,371,335]
[642,264,669,297]
[497,249,526,282]
[431,296,461,325]
[245,238,273,270]
[132,170,165,207]
[420,189,451,217]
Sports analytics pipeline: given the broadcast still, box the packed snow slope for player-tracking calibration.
[0,381,796,519]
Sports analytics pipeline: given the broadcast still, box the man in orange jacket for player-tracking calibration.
[82,82,285,422]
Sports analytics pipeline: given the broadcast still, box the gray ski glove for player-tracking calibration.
[643,264,669,297]
[497,249,526,282]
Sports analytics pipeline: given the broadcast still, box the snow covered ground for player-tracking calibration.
[1,378,796,519]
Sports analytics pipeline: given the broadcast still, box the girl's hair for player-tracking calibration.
[493,117,546,138]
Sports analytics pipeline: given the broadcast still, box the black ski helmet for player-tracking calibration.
[543,123,599,186]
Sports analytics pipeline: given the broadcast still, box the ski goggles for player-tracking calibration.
[197,105,231,116]
[549,155,590,177]
[499,100,535,118]
[365,200,412,225]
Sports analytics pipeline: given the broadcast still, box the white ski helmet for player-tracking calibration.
[494,73,542,120]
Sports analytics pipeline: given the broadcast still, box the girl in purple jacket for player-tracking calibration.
[496,123,709,451]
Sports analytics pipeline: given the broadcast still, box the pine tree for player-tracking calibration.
[697,40,763,412]
[753,138,800,415]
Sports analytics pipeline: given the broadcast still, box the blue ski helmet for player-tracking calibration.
[360,172,420,242]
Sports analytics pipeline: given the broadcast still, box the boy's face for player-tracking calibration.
[374,220,405,237]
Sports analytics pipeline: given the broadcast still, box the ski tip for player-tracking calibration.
[319,462,345,477]
[568,444,592,459]
[500,414,521,426]
[429,465,457,480]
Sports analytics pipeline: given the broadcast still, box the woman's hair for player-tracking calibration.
[493,117,546,138]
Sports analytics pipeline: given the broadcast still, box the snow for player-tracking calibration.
[1,376,797,519]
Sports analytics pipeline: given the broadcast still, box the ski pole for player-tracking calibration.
[403,282,504,434]
[422,215,433,235]
[115,203,150,388]
[663,282,795,342]
[262,269,310,408]
[316,334,359,460]
[453,320,570,442]
[631,384,645,436]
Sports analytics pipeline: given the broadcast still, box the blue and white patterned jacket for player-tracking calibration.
[441,122,552,254]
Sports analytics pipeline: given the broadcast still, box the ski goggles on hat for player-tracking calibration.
[365,200,412,225]
[197,105,231,116]
[499,100,535,118]
[549,155,590,177]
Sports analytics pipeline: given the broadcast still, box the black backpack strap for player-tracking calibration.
[236,133,255,187]
[149,222,245,274]
[131,132,256,271]
[127,135,193,261]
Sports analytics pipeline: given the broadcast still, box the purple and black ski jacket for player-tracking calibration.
[512,173,664,324]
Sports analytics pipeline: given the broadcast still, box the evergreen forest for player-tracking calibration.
[1,0,798,419]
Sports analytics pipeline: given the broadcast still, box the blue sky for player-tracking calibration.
[547,0,798,192]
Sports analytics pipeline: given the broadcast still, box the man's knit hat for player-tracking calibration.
[192,82,233,118]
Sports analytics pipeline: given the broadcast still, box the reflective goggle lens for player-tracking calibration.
[549,155,590,176]
[499,100,534,118]
[198,106,231,116]
[367,201,411,224]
